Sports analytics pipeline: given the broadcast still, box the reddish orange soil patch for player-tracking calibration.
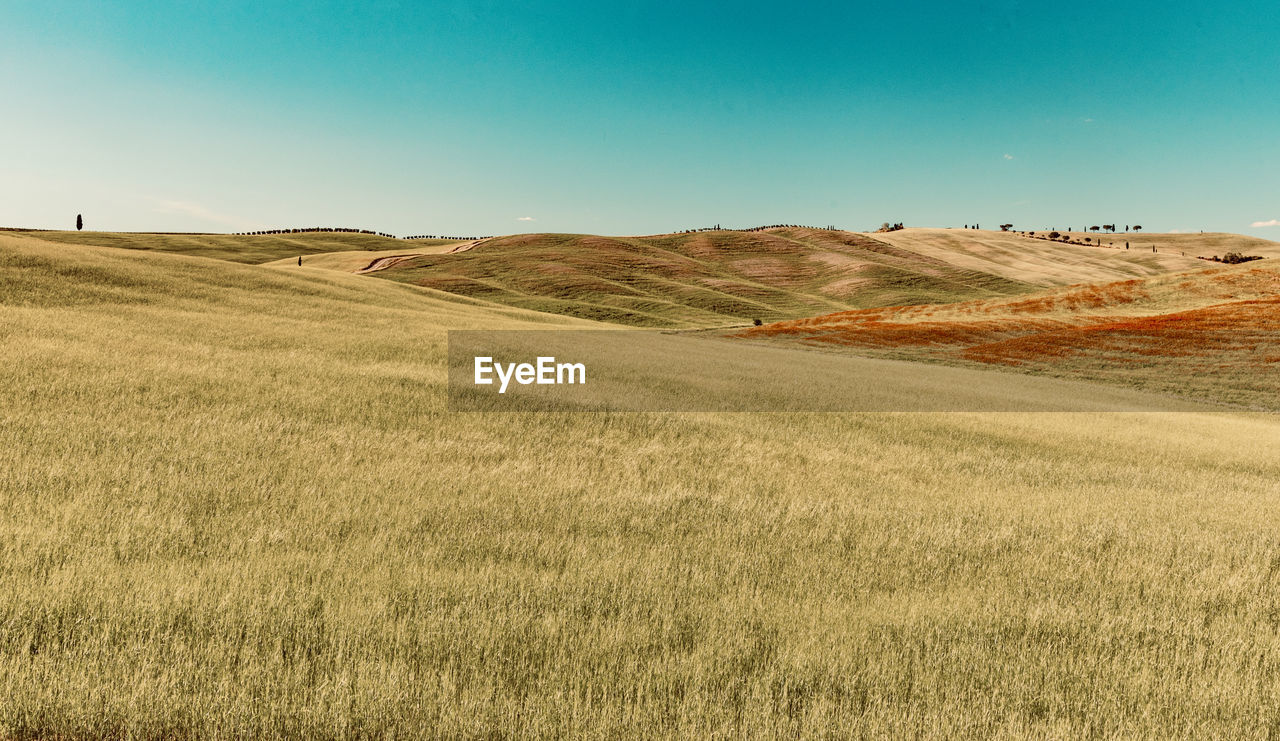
[736,291,1280,372]
[729,261,1280,407]
[962,297,1280,366]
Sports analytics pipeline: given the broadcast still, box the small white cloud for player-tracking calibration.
[1083,118,1094,123]
[517,216,536,222]
[1003,153,1014,160]
[1251,219,1279,227]
[1169,229,1185,233]
[154,199,221,221]
[150,198,260,229]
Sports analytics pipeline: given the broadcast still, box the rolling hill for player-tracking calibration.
[357,228,1222,327]
[3,228,455,264]
[1013,229,1280,259]
[869,228,1208,282]
[13,227,1269,331]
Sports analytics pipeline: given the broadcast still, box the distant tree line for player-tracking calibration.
[233,227,398,238]
[228,227,498,240]
[959,224,1146,234]
[1017,229,1111,246]
[1005,226,1215,256]
[742,224,841,232]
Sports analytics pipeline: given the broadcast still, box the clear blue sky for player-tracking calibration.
[2,1,1277,237]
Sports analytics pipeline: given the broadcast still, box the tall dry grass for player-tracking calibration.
[2,235,1280,737]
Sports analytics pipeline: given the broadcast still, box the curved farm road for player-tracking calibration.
[444,237,490,254]
[355,238,492,273]
[356,253,425,273]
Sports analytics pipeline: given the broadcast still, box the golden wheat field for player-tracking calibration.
[3,230,1280,738]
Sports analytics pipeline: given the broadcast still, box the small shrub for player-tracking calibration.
[1219,252,1263,265]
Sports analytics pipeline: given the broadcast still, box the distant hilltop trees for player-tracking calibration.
[227,227,504,241]
[1002,225,1262,261]
[961,223,1147,234]
[673,224,842,234]
[877,222,904,232]
[1078,225,1143,234]
[740,224,840,232]
[1061,225,1143,234]
[234,227,397,238]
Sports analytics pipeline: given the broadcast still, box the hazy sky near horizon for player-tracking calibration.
[2,1,1277,237]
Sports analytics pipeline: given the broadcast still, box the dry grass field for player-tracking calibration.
[6,229,426,264]
[869,228,1208,283]
[3,230,1280,737]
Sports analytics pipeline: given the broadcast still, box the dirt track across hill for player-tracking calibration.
[356,254,426,273]
[355,239,490,273]
[444,238,489,254]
